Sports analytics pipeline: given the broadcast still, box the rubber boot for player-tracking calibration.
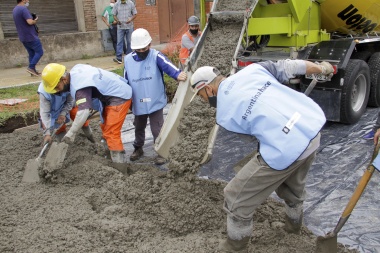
[100,138,111,159]
[154,154,166,165]
[284,203,303,234]
[219,215,252,252]
[82,126,95,143]
[130,146,143,161]
[110,150,129,175]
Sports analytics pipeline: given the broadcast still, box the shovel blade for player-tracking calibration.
[43,142,69,174]
[315,233,337,253]
[22,159,41,183]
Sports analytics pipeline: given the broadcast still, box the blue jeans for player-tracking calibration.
[22,39,43,70]
[116,28,132,60]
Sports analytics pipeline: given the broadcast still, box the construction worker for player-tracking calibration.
[190,60,335,252]
[179,16,202,67]
[124,28,187,165]
[41,63,132,171]
[38,82,93,144]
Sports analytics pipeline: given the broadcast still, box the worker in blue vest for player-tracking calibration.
[124,28,187,165]
[190,60,334,252]
[37,82,93,144]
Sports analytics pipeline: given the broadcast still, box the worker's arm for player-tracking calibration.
[258,59,333,83]
[57,94,74,124]
[102,16,109,27]
[26,17,37,25]
[127,14,137,24]
[62,88,92,144]
[39,94,52,136]
[181,34,195,50]
[156,52,187,81]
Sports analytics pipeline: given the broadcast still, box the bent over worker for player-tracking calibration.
[179,16,202,67]
[190,60,334,252]
[38,82,93,144]
[41,63,132,171]
[124,28,187,165]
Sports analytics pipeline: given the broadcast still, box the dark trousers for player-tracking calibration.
[109,24,127,53]
[22,38,43,70]
[133,108,164,148]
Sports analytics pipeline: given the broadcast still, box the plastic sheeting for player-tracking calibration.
[121,105,380,253]
[200,107,380,253]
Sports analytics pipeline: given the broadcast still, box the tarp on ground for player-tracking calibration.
[122,105,380,253]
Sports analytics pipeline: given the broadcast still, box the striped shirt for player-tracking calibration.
[112,0,137,29]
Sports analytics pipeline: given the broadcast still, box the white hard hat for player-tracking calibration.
[188,16,200,25]
[131,28,152,50]
[190,66,220,101]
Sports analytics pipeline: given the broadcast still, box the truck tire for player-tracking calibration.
[367,52,380,107]
[340,59,370,124]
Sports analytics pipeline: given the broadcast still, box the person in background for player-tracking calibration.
[124,28,187,165]
[37,82,94,144]
[13,0,44,77]
[362,113,380,140]
[179,16,202,68]
[102,0,127,54]
[41,63,132,172]
[112,0,137,64]
[190,60,334,252]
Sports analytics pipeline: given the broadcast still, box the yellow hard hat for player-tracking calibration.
[42,63,66,94]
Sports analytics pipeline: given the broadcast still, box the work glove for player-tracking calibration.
[320,61,334,76]
[61,130,76,144]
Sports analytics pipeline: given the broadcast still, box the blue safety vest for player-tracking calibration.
[124,49,167,115]
[38,83,70,128]
[69,64,132,122]
[217,64,326,170]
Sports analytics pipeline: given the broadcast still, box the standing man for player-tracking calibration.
[112,0,137,64]
[13,0,44,77]
[38,82,94,144]
[179,16,202,67]
[190,60,334,252]
[102,0,127,54]
[124,28,187,165]
[41,63,132,171]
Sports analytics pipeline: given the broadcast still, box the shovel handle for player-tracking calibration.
[333,142,380,234]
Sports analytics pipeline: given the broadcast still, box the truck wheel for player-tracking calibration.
[367,52,380,107]
[340,59,370,124]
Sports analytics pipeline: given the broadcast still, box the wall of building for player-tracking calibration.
[0,32,106,69]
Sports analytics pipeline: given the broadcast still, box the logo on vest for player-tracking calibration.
[242,81,271,120]
[282,112,301,134]
[133,77,153,83]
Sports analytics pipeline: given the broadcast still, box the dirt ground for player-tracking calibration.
[0,98,358,252]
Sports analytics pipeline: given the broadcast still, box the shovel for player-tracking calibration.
[42,111,99,176]
[22,126,62,183]
[315,142,380,253]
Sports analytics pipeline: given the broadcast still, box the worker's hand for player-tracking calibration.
[374,129,380,145]
[177,72,187,81]
[56,115,66,125]
[320,61,334,75]
[43,135,52,146]
[62,130,76,144]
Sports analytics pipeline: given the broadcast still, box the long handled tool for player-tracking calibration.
[22,126,62,183]
[315,142,380,253]
[42,110,99,176]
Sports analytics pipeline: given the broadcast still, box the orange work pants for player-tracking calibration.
[100,100,131,151]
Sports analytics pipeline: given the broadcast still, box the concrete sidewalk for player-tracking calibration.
[0,44,168,89]
[0,55,123,89]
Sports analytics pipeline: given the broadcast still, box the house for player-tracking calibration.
[0,0,211,69]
